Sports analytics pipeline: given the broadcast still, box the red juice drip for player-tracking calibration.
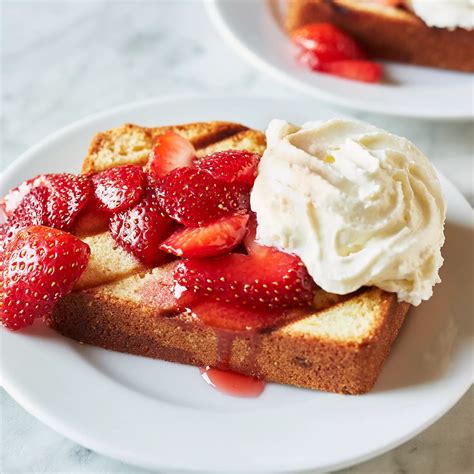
[199,366,266,398]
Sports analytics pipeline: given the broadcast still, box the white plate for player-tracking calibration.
[0,96,472,473]
[207,0,474,120]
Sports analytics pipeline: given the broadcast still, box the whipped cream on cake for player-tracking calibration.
[250,119,446,306]
[407,0,474,30]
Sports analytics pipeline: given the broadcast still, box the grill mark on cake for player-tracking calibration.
[160,309,183,319]
[325,0,348,14]
[191,125,249,150]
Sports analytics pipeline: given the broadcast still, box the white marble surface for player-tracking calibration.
[1,1,472,473]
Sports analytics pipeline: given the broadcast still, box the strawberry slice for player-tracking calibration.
[195,150,261,188]
[177,291,295,332]
[0,179,35,219]
[70,199,109,237]
[39,174,91,229]
[146,131,195,178]
[321,60,383,83]
[160,213,249,258]
[175,247,316,311]
[1,226,90,330]
[0,173,91,230]
[0,187,49,256]
[291,23,366,62]
[109,185,174,266]
[158,167,249,227]
[91,165,145,212]
[296,49,324,71]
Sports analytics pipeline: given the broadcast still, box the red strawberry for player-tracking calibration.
[291,23,366,62]
[146,131,195,178]
[296,49,324,71]
[0,179,35,219]
[0,187,49,256]
[38,174,91,229]
[109,185,173,266]
[177,291,293,332]
[174,247,316,311]
[70,199,109,237]
[1,173,91,230]
[195,150,261,188]
[160,213,249,258]
[1,226,90,330]
[321,60,383,83]
[158,167,249,227]
[91,165,145,212]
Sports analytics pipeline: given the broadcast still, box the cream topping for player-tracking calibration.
[250,119,446,306]
[407,0,474,30]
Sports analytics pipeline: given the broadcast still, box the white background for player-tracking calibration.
[1,1,473,473]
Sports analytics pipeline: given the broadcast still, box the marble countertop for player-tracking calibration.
[1,1,472,473]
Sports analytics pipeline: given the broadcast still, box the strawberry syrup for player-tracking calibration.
[199,366,266,397]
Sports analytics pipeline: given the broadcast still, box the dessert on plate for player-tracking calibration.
[0,118,446,395]
[286,0,474,72]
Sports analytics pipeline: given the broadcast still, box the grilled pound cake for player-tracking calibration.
[45,121,411,395]
[286,0,474,72]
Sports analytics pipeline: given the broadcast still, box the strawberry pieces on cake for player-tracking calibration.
[0,173,91,230]
[175,247,316,311]
[109,185,173,267]
[195,150,260,189]
[90,164,145,212]
[1,130,320,333]
[321,60,383,83]
[157,167,250,227]
[160,213,249,258]
[146,130,195,178]
[291,22,383,82]
[2,226,90,330]
[291,22,366,62]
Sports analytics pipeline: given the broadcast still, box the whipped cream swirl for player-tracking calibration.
[250,119,446,306]
[407,0,474,30]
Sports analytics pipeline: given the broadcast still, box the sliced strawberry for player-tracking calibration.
[109,185,173,266]
[160,213,249,258]
[291,23,366,62]
[296,49,324,71]
[157,167,249,227]
[1,226,90,330]
[91,165,145,212]
[178,291,295,332]
[195,150,261,188]
[70,199,109,237]
[0,178,35,219]
[321,60,383,83]
[39,174,91,229]
[175,247,316,311]
[0,187,49,256]
[1,173,91,230]
[146,131,195,178]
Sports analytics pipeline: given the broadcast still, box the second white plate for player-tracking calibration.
[208,0,474,120]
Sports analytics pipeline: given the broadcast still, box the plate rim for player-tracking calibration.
[1,94,473,473]
[206,0,474,121]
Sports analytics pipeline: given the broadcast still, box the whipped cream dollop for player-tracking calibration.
[250,119,446,306]
[407,0,474,30]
